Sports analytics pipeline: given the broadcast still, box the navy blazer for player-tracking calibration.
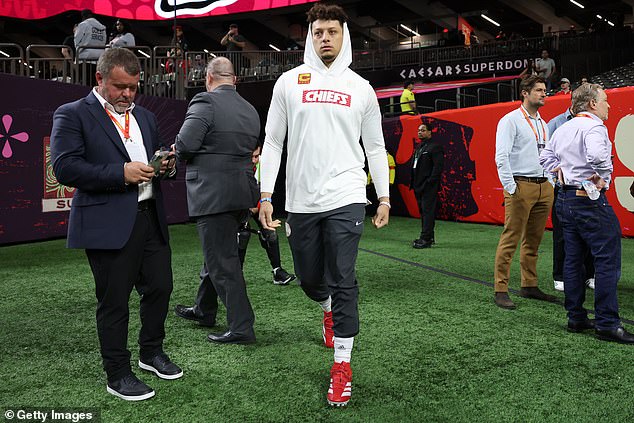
[51,91,169,249]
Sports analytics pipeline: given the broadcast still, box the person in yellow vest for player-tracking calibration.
[400,79,417,115]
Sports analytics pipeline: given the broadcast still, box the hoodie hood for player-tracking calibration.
[85,17,106,30]
[303,21,352,77]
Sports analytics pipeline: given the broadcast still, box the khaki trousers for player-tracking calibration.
[494,180,554,292]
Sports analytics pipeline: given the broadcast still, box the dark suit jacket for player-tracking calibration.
[51,91,169,249]
[411,138,445,193]
[175,84,260,217]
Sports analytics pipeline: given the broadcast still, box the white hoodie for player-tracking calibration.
[260,22,389,213]
[74,17,106,61]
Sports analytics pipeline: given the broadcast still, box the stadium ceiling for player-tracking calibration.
[0,0,632,53]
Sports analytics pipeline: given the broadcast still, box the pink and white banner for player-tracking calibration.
[0,0,319,20]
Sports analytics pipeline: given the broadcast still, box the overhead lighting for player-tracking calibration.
[569,0,584,9]
[203,49,209,53]
[481,14,500,27]
[399,24,420,37]
[607,20,615,26]
[269,44,281,52]
[0,49,9,57]
[596,14,602,19]
[137,49,150,58]
[209,53,216,58]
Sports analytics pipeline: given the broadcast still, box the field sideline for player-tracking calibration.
[1,216,633,422]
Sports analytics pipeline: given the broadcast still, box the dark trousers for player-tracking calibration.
[196,211,255,337]
[551,185,594,280]
[86,203,173,383]
[416,179,440,242]
[286,204,365,338]
[239,210,281,269]
[556,190,622,329]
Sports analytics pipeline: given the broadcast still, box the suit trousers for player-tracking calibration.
[196,210,255,337]
[551,185,595,281]
[86,202,173,383]
[557,190,621,329]
[416,179,440,242]
[286,204,365,338]
[494,180,554,292]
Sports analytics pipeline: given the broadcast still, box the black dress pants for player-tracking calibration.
[196,210,255,337]
[86,203,173,383]
[416,179,440,242]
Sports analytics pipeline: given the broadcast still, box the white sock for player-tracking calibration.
[334,336,354,363]
[318,296,332,313]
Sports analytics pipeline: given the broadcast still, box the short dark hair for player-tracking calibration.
[404,79,413,89]
[519,75,546,95]
[419,121,433,132]
[81,9,93,20]
[306,3,348,26]
[96,48,140,79]
[229,24,238,29]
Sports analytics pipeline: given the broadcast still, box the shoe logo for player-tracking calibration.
[155,0,239,18]
[355,221,363,226]
[337,345,346,349]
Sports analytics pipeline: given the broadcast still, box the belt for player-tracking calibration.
[514,176,548,184]
[137,199,155,211]
[562,184,583,190]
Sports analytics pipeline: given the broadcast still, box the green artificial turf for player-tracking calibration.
[1,217,633,422]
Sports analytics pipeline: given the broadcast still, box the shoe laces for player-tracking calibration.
[331,362,351,386]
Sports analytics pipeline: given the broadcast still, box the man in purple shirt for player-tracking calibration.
[540,84,634,344]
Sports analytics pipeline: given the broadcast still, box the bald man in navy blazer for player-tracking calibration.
[51,48,181,401]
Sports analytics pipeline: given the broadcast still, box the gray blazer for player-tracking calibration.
[175,84,260,217]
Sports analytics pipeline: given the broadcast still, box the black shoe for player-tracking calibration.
[273,267,296,285]
[413,239,432,249]
[106,373,155,401]
[518,287,558,303]
[139,353,183,380]
[494,292,516,310]
[174,305,216,327]
[207,330,256,345]
[567,319,596,333]
[596,326,634,344]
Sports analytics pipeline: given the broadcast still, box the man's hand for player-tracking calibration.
[159,153,176,175]
[587,174,607,190]
[124,161,155,184]
[372,197,390,229]
[259,201,281,230]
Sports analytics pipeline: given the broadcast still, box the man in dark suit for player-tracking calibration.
[50,48,181,401]
[411,122,444,249]
[174,56,260,344]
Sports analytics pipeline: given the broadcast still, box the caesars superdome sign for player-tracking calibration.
[399,58,529,81]
[0,0,319,20]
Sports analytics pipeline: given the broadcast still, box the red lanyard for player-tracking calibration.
[105,108,130,141]
[575,113,594,119]
[519,106,546,144]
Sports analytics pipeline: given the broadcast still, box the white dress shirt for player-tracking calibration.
[495,105,548,194]
[93,88,153,201]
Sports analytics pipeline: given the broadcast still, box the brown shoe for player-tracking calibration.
[494,292,516,309]
[519,287,558,303]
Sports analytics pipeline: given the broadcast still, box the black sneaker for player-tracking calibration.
[273,267,296,285]
[106,373,155,401]
[139,353,183,380]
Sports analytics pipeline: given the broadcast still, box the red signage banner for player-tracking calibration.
[383,86,634,237]
[0,0,319,20]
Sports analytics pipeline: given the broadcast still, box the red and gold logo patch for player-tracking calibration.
[298,73,311,84]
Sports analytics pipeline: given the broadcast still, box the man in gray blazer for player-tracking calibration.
[174,57,260,344]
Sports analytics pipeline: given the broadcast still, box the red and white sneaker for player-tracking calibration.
[327,361,352,407]
[323,311,334,348]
